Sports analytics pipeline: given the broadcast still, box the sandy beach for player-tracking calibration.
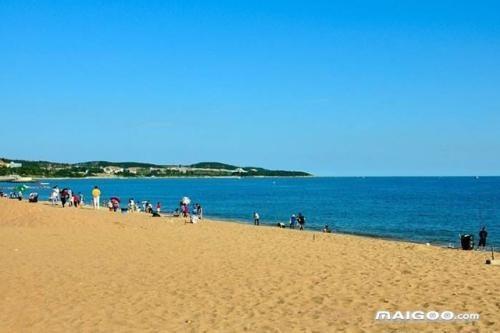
[0,199,498,332]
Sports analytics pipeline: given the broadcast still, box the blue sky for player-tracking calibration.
[1,1,499,176]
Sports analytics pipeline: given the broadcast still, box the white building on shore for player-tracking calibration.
[6,162,22,168]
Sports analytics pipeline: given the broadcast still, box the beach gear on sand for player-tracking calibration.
[460,234,474,250]
[28,192,39,203]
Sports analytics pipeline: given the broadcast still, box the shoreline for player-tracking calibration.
[1,198,498,332]
[188,213,500,253]
[35,199,498,253]
[1,191,496,251]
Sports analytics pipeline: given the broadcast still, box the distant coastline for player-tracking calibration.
[0,158,312,179]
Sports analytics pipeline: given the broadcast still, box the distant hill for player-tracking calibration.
[189,162,239,170]
[76,161,161,168]
[0,158,312,178]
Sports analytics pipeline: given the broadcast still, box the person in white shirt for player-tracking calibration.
[253,212,260,225]
[51,187,59,205]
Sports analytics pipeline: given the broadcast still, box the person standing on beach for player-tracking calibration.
[92,186,101,209]
[50,186,59,205]
[297,213,305,230]
[478,227,488,249]
[156,202,161,214]
[79,192,84,206]
[290,214,297,229]
[196,204,203,219]
[60,188,69,207]
[253,212,260,225]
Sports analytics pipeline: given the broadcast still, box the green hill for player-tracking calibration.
[0,157,312,178]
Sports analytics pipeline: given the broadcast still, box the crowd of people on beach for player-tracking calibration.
[255,211,309,231]
[44,185,205,221]
[49,186,84,208]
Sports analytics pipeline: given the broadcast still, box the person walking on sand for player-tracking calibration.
[253,212,260,225]
[478,226,488,250]
[92,186,101,209]
[156,202,161,214]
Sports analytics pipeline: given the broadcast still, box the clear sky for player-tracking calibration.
[1,1,499,176]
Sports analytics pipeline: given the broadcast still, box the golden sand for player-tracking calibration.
[0,199,498,332]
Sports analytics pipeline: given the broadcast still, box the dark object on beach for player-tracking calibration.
[486,247,496,265]
[121,208,129,213]
[60,188,70,207]
[460,234,474,250]
[276,222,285,228]
[28,193,39,203]
[322,225,331,233]
[152,212,161,217]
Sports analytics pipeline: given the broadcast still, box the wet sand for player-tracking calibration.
[0,199,498,332]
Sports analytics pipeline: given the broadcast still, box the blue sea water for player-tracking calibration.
[1,177,499,247]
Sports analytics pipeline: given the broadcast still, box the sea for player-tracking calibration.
[1,177,499,248]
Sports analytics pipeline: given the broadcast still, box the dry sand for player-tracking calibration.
[0,198,498,332]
